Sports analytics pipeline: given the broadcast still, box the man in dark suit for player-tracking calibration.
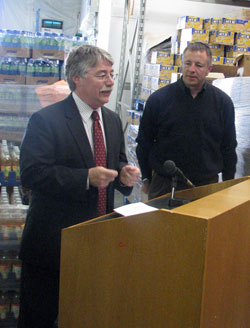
[18,45,140,328]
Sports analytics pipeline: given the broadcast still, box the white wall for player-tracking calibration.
[0,0,82,36]
[104,0,249,114]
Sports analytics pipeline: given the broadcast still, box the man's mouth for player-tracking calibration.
[100,88,113,93]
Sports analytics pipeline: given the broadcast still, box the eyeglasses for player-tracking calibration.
[87,72,118,81]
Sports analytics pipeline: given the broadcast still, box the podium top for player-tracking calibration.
[67,177,250,229]
[172,177,250,219]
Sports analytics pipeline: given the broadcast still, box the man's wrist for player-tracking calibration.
[142,178,150,185]
[120,179,126,187]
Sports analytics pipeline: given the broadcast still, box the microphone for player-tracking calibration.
[163,160,195,188]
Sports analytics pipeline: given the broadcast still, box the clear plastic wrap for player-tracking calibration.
[213,77,250,178]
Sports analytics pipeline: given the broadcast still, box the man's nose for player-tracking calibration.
[189,63,196,71]
[105,76,114,85]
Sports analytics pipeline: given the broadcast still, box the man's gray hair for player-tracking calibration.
[65,45,114,91]
[183,42,212,65]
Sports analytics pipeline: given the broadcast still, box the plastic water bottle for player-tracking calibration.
[11,250,21,280]
[0,58,4,74]
[51,60,59,78]
[1,57,10,75]
[10,292,20,319]
[27,59,35,76]
[12,30,20,48]
[43,59,51,77]
[34,32,42,49]
[5,30,13,47]
[0,250,12,280]
[35,59,43,77]
[18,58,27,76]
[0,29,4,46]
[0,292,10,320]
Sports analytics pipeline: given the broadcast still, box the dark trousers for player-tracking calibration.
[18,261,59,328]
[148,172,219,199]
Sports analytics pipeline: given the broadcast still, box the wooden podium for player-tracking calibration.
[58,177,250,328]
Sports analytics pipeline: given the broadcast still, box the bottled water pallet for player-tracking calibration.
[0,172,20,187]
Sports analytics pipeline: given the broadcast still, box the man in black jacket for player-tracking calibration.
[136,42,237,199]
[18,45,140,328]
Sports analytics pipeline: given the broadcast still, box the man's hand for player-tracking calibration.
[120,165,140,187]
[89,167,118,188]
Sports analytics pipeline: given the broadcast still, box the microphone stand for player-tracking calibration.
[171,176,178,200]
[168,176,191,209]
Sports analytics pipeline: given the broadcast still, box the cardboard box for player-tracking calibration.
[210,18,221,30]
[126,109,134,124]
[144,63,151,76]
[140,87,151,101]
[209,30,236,46]
[233,45,250,57]
[32,49,65,60]
[177,16,203,30]
[174,54,182,66]
[142,75,151,89]
[219,17,237,31]
[236,32,250,47]
[209,44,225,57]
[157,65,179,79]
[133,111,142,125]
[181,28,209,43]
[212,56,224,65]
[150,77,170,90]
[211,54,250,77]
[235,19,250,32]
[204,18,221,30]
[0,46,31,58]
[179,41,190,55]
[151,51,175,65]
[235,54,250,76]
[171,72,182,83]
[224,8,250,20]
[0,74,25,84]
[171,41,180,55]
[26,76,59,85]
[206,72,225,83]
[223,57,235,66]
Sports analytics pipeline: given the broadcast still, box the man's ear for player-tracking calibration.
[208,64,213,73]
[72,75,81,84]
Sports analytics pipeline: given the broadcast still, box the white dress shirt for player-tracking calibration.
[72,92,107,154]
[72,92,107,189]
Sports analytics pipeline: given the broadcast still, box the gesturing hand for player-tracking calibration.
[89,167,118,188]
[120,165,140,187]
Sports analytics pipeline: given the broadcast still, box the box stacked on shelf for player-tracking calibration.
[139,51,179,104]
[0,30,87,143]
[0,186,28,326]
[25,58,60,85]
[0,29,88,86]
[0,84,40,142]
[173,13,250,78]
[0,30,32,59]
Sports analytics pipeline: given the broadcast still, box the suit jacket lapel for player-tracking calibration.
[63,94,95,168]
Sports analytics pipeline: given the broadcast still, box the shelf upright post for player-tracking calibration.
[115,0,147,124]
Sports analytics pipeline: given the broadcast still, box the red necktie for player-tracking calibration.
[92,110,107,216]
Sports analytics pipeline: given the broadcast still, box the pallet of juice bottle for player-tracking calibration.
[0,172,20,187]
